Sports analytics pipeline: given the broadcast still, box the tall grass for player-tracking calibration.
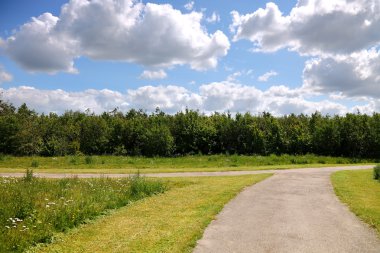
[0,154,374,172]
[0,171,166,253]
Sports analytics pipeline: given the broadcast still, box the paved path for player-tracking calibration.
[194,165,380,253]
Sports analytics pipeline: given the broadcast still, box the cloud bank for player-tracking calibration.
[2,82,373,116]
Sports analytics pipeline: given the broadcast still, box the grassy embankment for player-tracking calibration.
[0,172,166,253]
[26,174,271,253]
[0,154,375,174]
[332,168,380,235]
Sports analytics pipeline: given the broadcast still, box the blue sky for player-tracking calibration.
[0,0,379,114]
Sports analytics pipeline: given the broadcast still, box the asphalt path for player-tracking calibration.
[193,165,380,253]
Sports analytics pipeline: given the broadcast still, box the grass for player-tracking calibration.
[0,154,374,174]
[331,169,380,235]
[28,174,272,253]
[0,171,166,253]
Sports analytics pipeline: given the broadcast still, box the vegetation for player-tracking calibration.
[0,171,166,253]
[374,165,380,181]
[0,154,373,174]
[332,169,380,235]
[1,99,380,158]
[29,174,272,253]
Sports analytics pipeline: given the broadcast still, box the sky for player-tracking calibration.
[0,0,379,115]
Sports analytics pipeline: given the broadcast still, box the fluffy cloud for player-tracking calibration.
[303,48,380,98]
[231,0,380,55]
[0,65,13,84]
[4,13,78,74]
[258,70,278,82]
[140,69,167,80]
[1,81,362,115]
[2,0,229,73]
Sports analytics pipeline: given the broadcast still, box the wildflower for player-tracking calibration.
[5,226,10,229]
[46,204,50,208]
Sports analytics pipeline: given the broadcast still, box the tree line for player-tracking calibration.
[1,99,380,158]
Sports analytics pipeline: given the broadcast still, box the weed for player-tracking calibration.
[24,169,34,182]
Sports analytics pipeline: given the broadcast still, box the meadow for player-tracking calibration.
[0,154,374,174]
[0,171,166,253]
[332,167,380,235]
[28,174,271,253]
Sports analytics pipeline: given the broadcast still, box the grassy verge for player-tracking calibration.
[0,154,374,174]
[0,172,166,253]
[29,174,271,253]
[331,169,380,235]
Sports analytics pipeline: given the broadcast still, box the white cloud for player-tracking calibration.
[226,71,242,82]
[303,48,380,98]
[206,12,220,23]
[127,85,202,113]
[184,1,194,11]
[258,70,278,82]
[0,65,13,84]
[0,86,129,114]
[3,0,229,73]
[4,13,78,74]
[1,81,369,116]
[140,69,167,80]
[231,0,380,56]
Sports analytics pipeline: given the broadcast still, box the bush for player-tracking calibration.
[374,165,380,181]
[31,160,39,167]
[85,156,93,164]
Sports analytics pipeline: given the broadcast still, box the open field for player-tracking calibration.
[0,173,166,253]
[26,174,271,253]
[0,154,375,174]
[332,169,380,235]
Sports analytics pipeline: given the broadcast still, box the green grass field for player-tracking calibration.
[28,174,271,253]
[0,173,166,253]
[332,169,380,235]
[0,154,374,174]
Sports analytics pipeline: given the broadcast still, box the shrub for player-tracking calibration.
[31,160,39,167]
[374,165,380,181]
[85,156,93,164]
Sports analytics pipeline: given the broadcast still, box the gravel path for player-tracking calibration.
[194,165,380,253]
[0,165,375,178]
